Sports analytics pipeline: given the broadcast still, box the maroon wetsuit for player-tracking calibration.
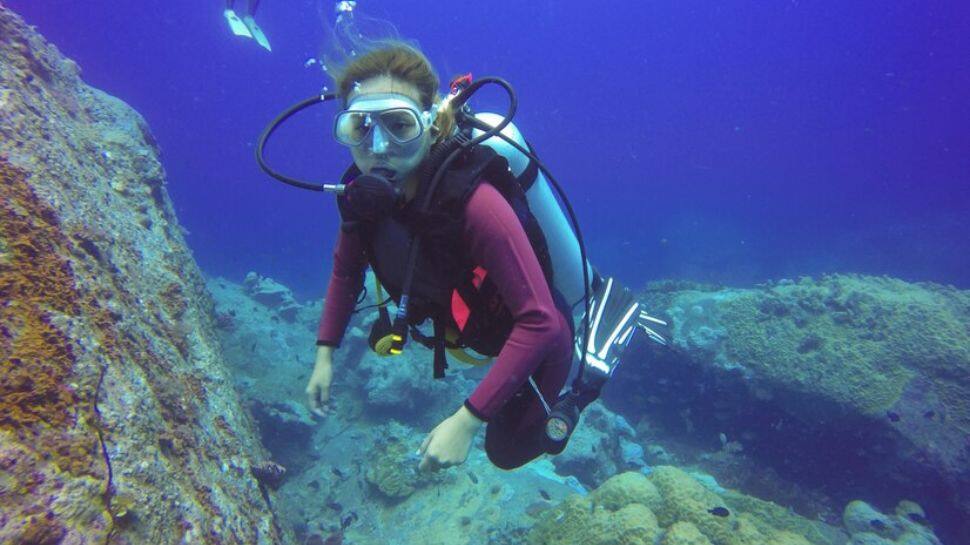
[317,182,573,468]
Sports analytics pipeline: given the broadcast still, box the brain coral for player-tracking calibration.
[528,487,662,545]
[591,470,663,513]
[662,521,714,545]
[530,465,853,545]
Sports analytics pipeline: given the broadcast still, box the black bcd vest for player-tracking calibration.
[336,144,560,361]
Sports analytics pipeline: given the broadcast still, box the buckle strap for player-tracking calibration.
[432,319,448,379]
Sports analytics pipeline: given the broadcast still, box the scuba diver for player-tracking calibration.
[256,7,667,472]
[224,0,271,51]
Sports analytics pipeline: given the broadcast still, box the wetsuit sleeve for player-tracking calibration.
[316,229,368,347]
[462,183,570,421]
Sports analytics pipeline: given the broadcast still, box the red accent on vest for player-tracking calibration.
[451,266,488,332]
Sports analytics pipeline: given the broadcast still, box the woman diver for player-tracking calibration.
[306,43,577,471]
[256,6,666,472]
[279,42,667,472]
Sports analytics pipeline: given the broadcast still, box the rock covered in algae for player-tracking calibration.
[843,500,900,539]
[363,423,447,502]
[365,439,420,500]
[842,500,941,545]
[634,274,970,528]
[661,275,969,424]
[0,6,292,544]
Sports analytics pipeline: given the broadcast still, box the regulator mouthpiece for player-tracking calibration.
[343,174,402,221]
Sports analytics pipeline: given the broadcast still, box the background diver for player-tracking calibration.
[224,0,271,51]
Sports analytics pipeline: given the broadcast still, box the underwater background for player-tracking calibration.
[9,1,968,298]
[2,2,969,545]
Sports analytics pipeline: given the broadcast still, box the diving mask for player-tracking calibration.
[334,94,437,147]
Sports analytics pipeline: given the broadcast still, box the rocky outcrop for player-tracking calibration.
[243,272,303,323]
[618,275,968,543]
[0,6,292,544]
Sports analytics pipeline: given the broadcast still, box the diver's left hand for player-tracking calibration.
[418,406,484,472]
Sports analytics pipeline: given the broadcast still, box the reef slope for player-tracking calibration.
[0,6,293,544]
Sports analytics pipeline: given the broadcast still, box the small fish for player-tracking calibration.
[907,513,929,526]
[525,502,548,517]
[325,501,343,512]
[539,489,551,501]
[308,480,320,491]
[331,467,346,479]
[708,506,730,517]
[467,472,479,485]
[886,411,901,423]
[923,410,936,419]
[340,511,358,530]
[870,519,887,531]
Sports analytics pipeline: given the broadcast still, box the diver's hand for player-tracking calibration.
[306,346,334,417]
[418,405,484,472]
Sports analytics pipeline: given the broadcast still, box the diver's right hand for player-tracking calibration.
[306,346,334,418]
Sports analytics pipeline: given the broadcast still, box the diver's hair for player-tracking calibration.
[331,42,456,143]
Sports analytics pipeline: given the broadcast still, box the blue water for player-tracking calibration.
[11,1,969,299]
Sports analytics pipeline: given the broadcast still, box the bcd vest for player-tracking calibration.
[337,145,562,365]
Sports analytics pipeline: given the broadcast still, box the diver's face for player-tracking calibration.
[344,76,434,181]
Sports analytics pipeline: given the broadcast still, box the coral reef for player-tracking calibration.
[529,468,844,545]
[527,492,663,545]
[662,522,714,545]
[626,274,970,540]
[208,268,960,545]
[592,470,664,513]
[530,468,943,545]
[1,6,292,544]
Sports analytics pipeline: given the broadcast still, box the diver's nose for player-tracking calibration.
[369,124,389,154]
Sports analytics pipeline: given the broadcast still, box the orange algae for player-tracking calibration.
[0,158,123,480]
[0,156,259,539]
[0,160,80,431]
[14,512,67,545]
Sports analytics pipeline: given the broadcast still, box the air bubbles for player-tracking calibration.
[336,1,357,14]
